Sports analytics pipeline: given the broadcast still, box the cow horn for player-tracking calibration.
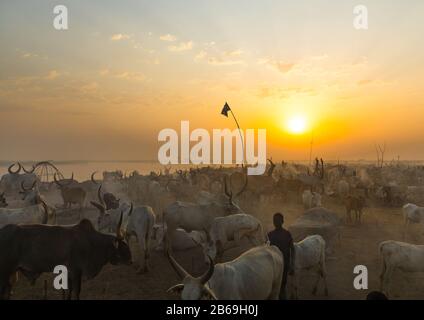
[90,201,106,214]
[21,163,35,174]
[116,211,124,239]
[8,163,21,174]
[54,173,73,187]
[198,255,214,285]
[53,173,62,187]
[91,172,99,185]
[166,249,190,280]
[234,173,248,198]
[127,203,133,217]
[97,185,106,207]
[223,175,232,201]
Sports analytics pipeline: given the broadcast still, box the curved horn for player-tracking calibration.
[91,172,99,185]
[223,175,232,200]
[54,173,73,187]
[90,201,106,214]
[116,211,124,239]
[235,173,248,198]
[8,163,21,175]
[97,185,106,207]
[21,163,35,174]
[198,255,214,284]
[127,203,134,217]
[53,173,63,187]
[166,250,190,280]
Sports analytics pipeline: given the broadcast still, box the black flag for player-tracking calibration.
[221,102,231,117]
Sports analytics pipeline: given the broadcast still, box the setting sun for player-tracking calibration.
[286,115,307,134]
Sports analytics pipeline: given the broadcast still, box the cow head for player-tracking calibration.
[166,249,217,300]
[19,180,38,204]
[54,173,74,190]
[110,210,132,266]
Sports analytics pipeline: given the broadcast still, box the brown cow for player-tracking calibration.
[345,195,366,224]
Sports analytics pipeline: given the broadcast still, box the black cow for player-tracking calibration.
[0,209,131,300]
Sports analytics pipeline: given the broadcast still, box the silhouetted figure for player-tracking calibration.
[267,213,295,300]
[366,291,388,300]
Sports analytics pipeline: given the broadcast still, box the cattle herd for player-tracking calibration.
[1,158,424,300]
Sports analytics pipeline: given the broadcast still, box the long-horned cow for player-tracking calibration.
[0,212,131,300]
[91,195,155,274]
[163,174,247,253]
[0,182,55,227]
[91,172,120,210]
[199,213,266,262]
[54,173,86,213]
[0,163,38,195]
[166,245,284,300]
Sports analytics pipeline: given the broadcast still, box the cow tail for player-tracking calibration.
[258,223,266,244]
[379,242,387,281]
[40,199,49,224]
[162,210,167,251]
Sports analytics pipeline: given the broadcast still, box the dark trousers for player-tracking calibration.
[279,262,289,300]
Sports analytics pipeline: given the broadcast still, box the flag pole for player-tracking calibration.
[221,102,245,168]
[229,109,245,168]
[309,130,314,166]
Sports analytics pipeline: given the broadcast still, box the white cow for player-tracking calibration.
[337,180,350,197]
[402,203,424,239]
[291,235,328,299]
[163,175,247,252]
[201,213,266,262]
[302,190,322,210]
[0,201,52,227]
[379,240,424,297]
[91,200,155,273]
[152,225,206,252]
[167,245,284,300]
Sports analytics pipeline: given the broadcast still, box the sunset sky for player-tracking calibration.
[0,0,423,162]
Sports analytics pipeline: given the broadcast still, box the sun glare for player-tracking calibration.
[286,115,307,134]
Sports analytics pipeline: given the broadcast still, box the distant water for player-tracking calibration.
[1,160,424,182]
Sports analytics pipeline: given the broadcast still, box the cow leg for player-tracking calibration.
[137,237,147,274]
[403,219,410,240]
[292,272,299,300]
[321,262,329,296]
[0,275,13,300]
[346,209,351,224]
[67,270,82,300]
[73,273,82,300]
[312,268,321,295]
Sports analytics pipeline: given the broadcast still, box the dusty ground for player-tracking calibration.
[10,193,424,300]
